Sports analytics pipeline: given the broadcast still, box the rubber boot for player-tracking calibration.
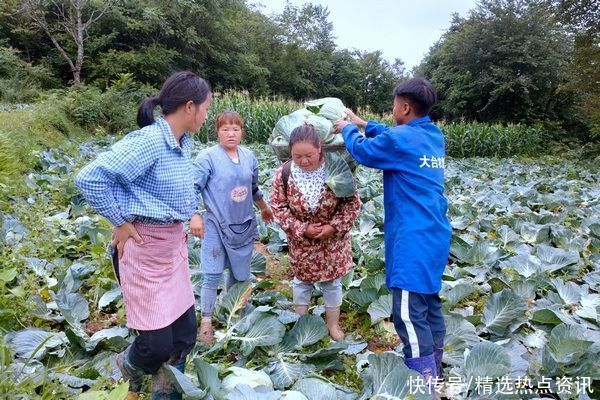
[433,339,444,378]
[151,365,172,400]
[116,347,145,399]
[294,305,308,315]
[151,356,187,400]
[325,307,345,341]
[404,353,440,399]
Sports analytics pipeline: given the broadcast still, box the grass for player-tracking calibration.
[340,309,399,353]
[0,103,80,181]
[324,356,363,392]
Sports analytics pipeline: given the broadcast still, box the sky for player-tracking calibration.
[252,0,478,71]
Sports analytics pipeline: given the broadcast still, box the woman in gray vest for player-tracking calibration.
[191,111,273,345]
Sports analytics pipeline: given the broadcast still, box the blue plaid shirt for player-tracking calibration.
[75,117,198,226]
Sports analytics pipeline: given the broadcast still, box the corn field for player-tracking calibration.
[441,121,547,158]
[195,92,548,158]
[0,91,550,178]
[197,91,300,143]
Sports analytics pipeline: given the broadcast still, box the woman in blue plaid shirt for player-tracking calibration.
[76,71,211,399]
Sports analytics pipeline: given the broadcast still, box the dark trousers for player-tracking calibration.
[129,306,197,374]
[391,288,446,359]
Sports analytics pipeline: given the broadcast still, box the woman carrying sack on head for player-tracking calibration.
[270,124,361,340]
[75,71,211,400]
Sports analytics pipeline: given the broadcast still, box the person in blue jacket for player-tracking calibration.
[334,77,451,391]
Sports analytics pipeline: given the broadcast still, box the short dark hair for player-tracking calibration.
[393,77,437,116]
[289,124,321,152]
[137,71,211,128]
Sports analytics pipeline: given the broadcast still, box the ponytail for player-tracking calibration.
[137,96,161,128]
[137,71,211,129]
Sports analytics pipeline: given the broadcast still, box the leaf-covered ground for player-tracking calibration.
[0,141,598,399]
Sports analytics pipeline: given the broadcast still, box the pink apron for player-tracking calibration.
[119,222,195,330]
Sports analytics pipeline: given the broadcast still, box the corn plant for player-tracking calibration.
[441,121,546,158]
[196,93,548,158]
[197,91,300,143]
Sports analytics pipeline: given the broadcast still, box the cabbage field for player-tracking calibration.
[0,137,598,400]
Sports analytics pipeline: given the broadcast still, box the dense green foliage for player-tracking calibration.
[0,74,152,180]
[0,47,57,103]
[0,135,598,398]
[0,1,598,397]
[0,104,76,179]
[552,0,600,138]
[47,74,154,135]
[417,0,599,139]
[0,0,403,114]
[1,0,597,137]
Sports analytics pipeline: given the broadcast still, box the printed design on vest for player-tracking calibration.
[230,186,249,202]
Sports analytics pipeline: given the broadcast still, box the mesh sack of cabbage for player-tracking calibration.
[268,97,358,198]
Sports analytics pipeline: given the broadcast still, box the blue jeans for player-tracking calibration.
[200,271,246,317]
[391,288,445,359]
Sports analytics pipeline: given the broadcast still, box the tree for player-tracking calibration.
[276,2,336,52]
[418,0,574,124]
[323,49,361,109]
[355,50,399,114]
[2,0,407,114]
[551,0,599,34]
[391,58,407,81]
[263,2,337,100]
[0,46,56,102]
[550,0,600,137]
[19,0,111,85]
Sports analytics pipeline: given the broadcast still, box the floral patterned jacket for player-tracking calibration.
[270,164,361,283]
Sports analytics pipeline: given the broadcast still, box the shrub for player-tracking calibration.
[49,73,154,135]
[0,47,57,103]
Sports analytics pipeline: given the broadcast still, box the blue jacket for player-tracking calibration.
[342,117,451,294]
